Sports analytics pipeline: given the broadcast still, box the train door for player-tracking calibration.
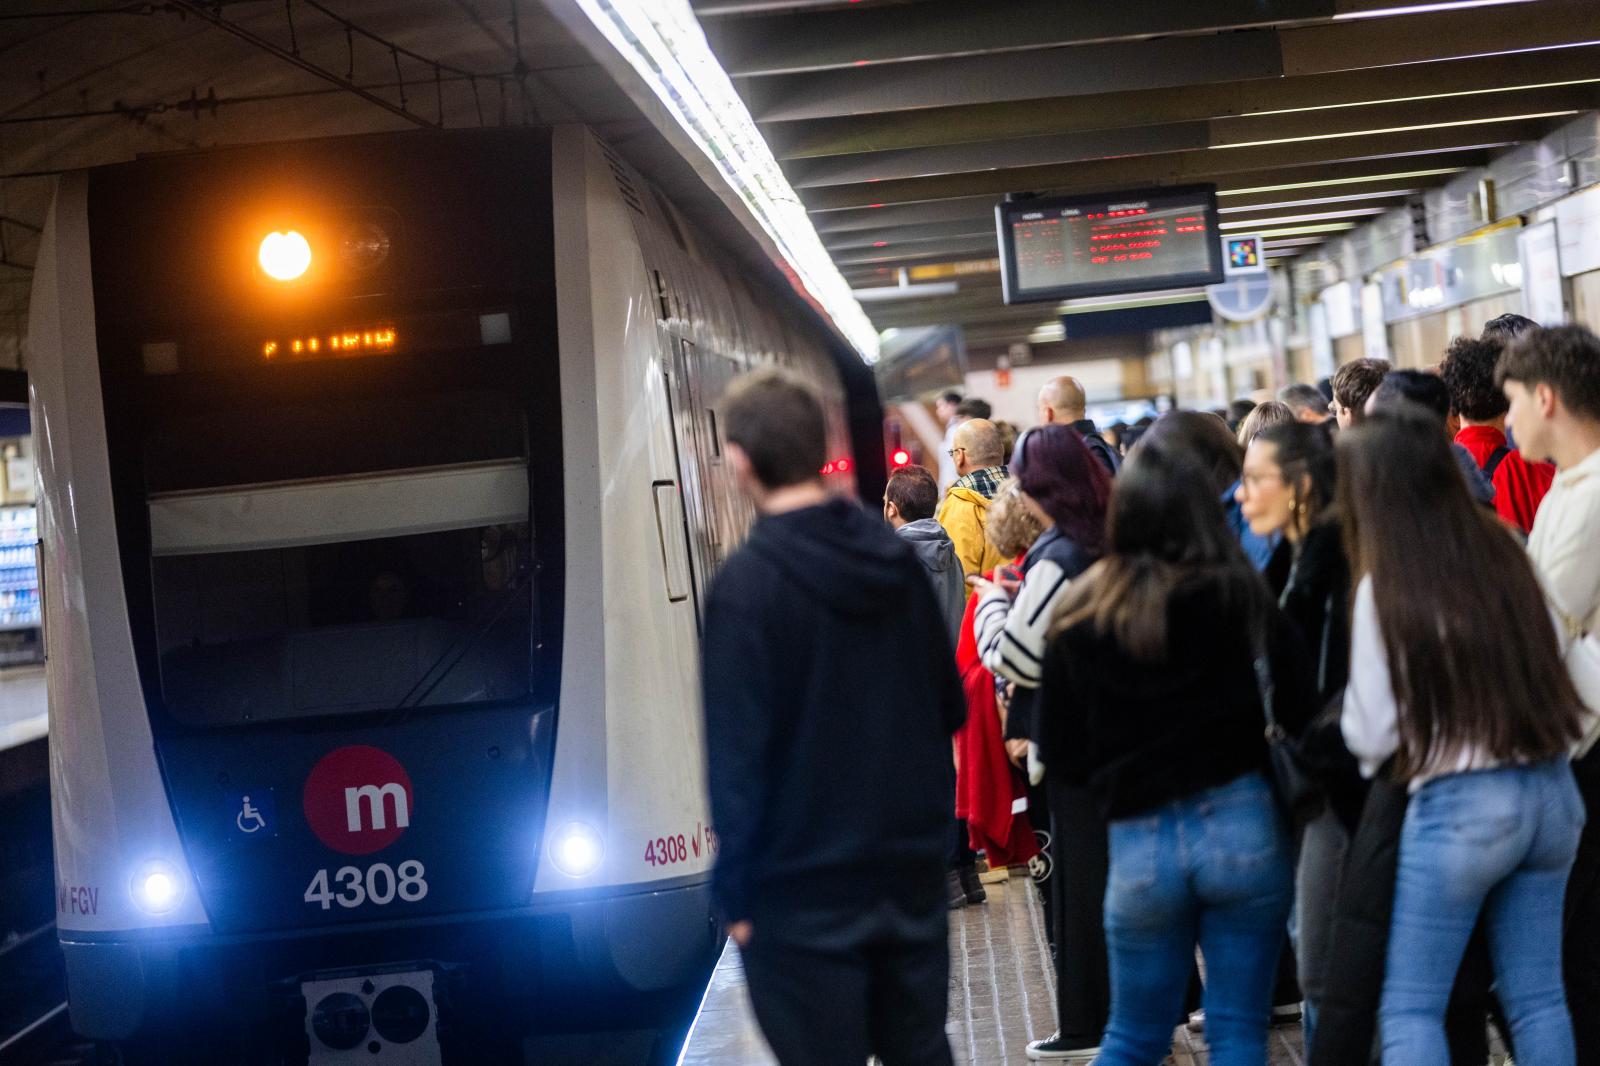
[660,336,718,624]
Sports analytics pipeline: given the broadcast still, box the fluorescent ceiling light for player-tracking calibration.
[1220,168,1466,196]
[1255,222,1360,238]
[1058,287,1209,313]
[1263,236,1333,248]
[570,0,878,360]
[1028,323,1066,344]
[1220,207,1388,229]
[1215,110,1578,150]
[852,282,960,301]
[1333,0,1538,19]
[1252,77,1600,119]
[1220,189,1416,214]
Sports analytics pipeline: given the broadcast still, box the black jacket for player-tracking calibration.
[1037,575,1318,820]
[1072,419,1121,476]
[1276,521,1349,703]
[701,499,966,931]
[1275,521,1366,830]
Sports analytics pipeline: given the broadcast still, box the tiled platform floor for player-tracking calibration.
[678,873,1308,1065]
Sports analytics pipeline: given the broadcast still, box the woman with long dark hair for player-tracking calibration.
[1038,439,1318,1065]
[1339,410,1586,1064]
[970,424,1110,1061]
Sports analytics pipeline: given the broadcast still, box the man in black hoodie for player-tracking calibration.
[703,368,966,1066]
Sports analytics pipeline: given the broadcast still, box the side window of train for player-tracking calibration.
[651,480,692,604]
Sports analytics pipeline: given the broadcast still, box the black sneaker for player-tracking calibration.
[1024,1032,1099,1061]
[946,870,968,910]
[958,865,987,904]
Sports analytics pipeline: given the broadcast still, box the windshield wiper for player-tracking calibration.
[386,569,531,714]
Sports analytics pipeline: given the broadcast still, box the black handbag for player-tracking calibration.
[1253,632,1325,825]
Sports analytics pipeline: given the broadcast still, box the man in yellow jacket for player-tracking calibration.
[936,418,1010,579]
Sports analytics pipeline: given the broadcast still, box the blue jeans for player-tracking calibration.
[1097,772,1293,1066]
[1382,760,1585,1065]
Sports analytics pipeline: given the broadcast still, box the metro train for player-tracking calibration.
[27,125,882,1063]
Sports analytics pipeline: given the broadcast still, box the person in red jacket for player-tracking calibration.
[1441,335,1554,533]
[954,480,1043,876]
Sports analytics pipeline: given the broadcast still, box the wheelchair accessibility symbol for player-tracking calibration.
[232,790,274,836]
[237,797,265,833]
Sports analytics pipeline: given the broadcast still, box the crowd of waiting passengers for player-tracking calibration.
[697,315,1600,1066]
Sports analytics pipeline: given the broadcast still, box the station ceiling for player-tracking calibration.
[696,0,1600,350]
[0,0,800,366]
[2,1,1598,367]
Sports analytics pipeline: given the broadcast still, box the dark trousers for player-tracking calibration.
[1568,748,1600,1066]
[741,932,953,1066]
[949,815,977,871]
[1048,780,1110,1044]
[1028,779,1056,940]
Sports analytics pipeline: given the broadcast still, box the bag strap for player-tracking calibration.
[1252,620,1284,741]
[1481,444,1512,480]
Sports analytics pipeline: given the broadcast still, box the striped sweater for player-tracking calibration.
[975,526,1096,690]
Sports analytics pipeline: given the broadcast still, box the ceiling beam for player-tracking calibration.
[703,0,1334,76]
[799,131,1519,211]
[691,0,883,17]
[830,235,997,266]
[783,85,1595,188]
[787,123,1209,188]
[823,218,996,250]
[763,44,1600,160]
[816,163,1468,241]
[811,194,1000,231]
[741,31,1286,122]
[1214,180,1427,212]
[738,0,1600,121]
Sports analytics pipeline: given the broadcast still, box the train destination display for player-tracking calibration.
[997,185,1225,304]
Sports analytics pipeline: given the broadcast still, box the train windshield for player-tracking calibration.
[137,384,539,728]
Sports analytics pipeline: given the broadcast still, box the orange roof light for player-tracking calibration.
[258,230,312,282]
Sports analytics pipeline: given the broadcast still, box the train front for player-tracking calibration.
[24,130,664,1059]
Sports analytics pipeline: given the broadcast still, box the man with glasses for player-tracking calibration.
[936,418,1010,580]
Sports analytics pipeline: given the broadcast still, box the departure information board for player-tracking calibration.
[997,185,1224,304]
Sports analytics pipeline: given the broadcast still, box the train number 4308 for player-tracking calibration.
[305,860,429,910]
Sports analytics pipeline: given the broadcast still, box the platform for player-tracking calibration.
[677,872,1308,1066]
[0,665,45,752]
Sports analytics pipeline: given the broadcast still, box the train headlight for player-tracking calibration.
[550,822,603,877]
[131,860,184,915]
[258,230,312,281]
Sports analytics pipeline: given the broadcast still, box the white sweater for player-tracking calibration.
[1529,445,1600,642]
[1341,576,1502,788]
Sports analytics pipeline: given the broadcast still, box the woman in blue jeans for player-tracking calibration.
[1037,436,1319,1066]
[1337,410,1587,1065]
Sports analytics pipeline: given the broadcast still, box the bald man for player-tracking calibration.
[1037,376,1119,474]
[935,419,1010,579]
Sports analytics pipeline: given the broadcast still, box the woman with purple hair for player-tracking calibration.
[971,424,1112,1062]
